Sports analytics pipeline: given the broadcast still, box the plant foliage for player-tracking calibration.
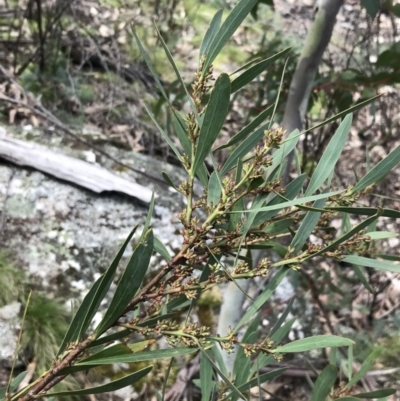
[2,1,400,400]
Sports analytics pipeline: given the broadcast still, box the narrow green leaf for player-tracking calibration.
[220,123,267,176]
[141,192,155,242]
[304,211,382,261]
[271,335,354,354]
[303,95,381,135]
[346,347,382,388]
[154,236,172,262]
[162,172,179,191]
[353,265,374,294]
[80,344,133,363]
[208,171,222,206]
[143,103,182,160]
[235,267,289,334]
[132,28,168,102]
[173,111,191,154]
[336,398,359,401]
[212,344,228,377]
[231,48,291,93]
[372,253,400,261]
[224,368,286,399]
[138,313,176,328]
[0,372,27,398]
[240,192,269,240]
[230,57,262,76]
[200,350,214,401]
[44,367,152,397]
[57,226,138,356]
[193,73,231,174]
[351,145,400,194]
[310,364,337,401]
[290,193,327,253]
[305,114,352,196]
[201,347,246,400]
[361,231,398,240]
[89,329,132,348]
[173,112,209,186]
[250,318,296,376]
[263,219,295,235]
[326,206,400,219]
[343,255,400,273]
[95,230,154,336]
[154,24,199,120]
[268,56,289,129]
[233,332,255,391]
[353,389,396,399]
[269,298,294,338]
[203,0,259,72]
[200,9,223,61]
[215,105,273,151]
[269,129,300,172]
[74,347,196,366]
[231,190,343,215]
[252,174,306,227]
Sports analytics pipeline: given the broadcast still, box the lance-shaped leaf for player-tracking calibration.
[250,318,296,376]
[200,350,214,401]
[220,122,268,176]
[352,389,396,399]
[215,105,273,151]
[252,174,306,227]
[350,145,400,194]
[270,335,354,354]
[71,347,196,367]
[302,95,381,135]
[132,28,168,103]
[290,192,327,253]
[269,129,300,172]
[328,206,400,219]
[200,9,223,61]
[305,114,352,196]
[201,347,246,400]
[173,113,209,186]
[231,190,343,215]
[154,24,198,120]
[241,368,287,392]
[140,192,155,242]
[44,367,152,397]
[361,231,398,240]
[310,365,337,401]
[203,0,259,73]
[345,347,382,388]
[95,230,154,336]
[208,171,222,206]
[57,226,138,356]
[0,372,27,399]
[192,73,230,174]
[231,48,291,93]
[303,211,382,261]
[234,267,289,334]
[143,103,182,161]
[233,314,260,382]
[343,255,400,273]
[154,236,172,262]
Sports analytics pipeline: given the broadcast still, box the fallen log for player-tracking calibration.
[0,128,153,204]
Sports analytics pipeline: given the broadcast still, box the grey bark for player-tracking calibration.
[282,0,344,136]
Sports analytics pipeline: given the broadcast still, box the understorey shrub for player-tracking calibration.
[2,0,400,400]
